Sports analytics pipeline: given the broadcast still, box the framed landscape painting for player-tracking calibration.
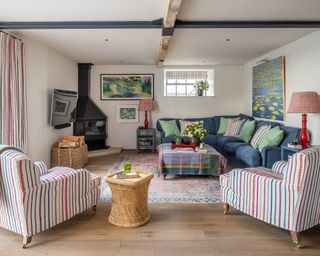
[101,74,154,100]
[252,56,286,121]
[116,105,139,123]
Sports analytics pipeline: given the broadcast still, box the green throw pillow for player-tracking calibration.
[239,120,256,143]
[217,117,238,134]
[258,126,284,152]
[159,120,180,137]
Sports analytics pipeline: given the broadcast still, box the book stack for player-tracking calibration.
[116,172,139,179]
[195,147,208,153]
[287,143,302,149]
[174,148,195,152]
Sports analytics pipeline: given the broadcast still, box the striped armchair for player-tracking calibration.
[220,147,320,248]
[0,149,101,248]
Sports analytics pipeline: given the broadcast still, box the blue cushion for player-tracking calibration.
[184,117,215,135]
[161,135,176,144]
[203,134,220,147]
[281,126,301,146]
[225,142,249,155]
[216,136,242,152]
[236,145,262,167]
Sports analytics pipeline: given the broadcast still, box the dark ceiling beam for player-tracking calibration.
[0,20,163,29]
[1,20,320,30]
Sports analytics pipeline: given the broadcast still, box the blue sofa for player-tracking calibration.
[156,114,300,168]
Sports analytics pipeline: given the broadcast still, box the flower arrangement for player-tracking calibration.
[182,121,208,141]
[194,80,209,91]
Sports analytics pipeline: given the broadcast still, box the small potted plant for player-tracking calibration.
[194,80,209,96]
[123,163,132,173]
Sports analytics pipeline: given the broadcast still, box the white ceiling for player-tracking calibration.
[1,0,320,65]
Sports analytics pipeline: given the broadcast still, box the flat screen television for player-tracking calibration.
[50,89,78,128]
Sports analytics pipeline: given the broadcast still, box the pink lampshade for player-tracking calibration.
[138,100,155,111]
[288,91,320,113]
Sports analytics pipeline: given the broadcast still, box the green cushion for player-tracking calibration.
[159,120,180,137]
[239,120,256,143]
[217,117,240,134]
[217,117,228,134]
[258,126,284,152]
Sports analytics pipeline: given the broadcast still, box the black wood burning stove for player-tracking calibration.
[74,63,108,150]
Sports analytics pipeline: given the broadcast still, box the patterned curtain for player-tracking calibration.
[0,31,27,151]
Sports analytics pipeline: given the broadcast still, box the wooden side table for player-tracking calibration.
[105,171,154,227]
[281,146,302,161]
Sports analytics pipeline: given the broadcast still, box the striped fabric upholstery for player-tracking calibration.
[34,161,48,176]
[250,125,271,149]
[272,160,288,174]
[225,119,245,136]
[0,32,27,152]
[220,147,320,232]
[0,149,100,237]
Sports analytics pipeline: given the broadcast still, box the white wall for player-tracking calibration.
[242,30,320,145]
[91,65,244,149]
[26,39,77,164]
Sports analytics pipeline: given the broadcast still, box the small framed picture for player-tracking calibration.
[116,105,139,123]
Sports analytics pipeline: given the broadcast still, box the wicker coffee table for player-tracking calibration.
[105,170,154,227]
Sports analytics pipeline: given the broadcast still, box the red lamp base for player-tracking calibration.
[144,111,149,129]
[300,113,309,149]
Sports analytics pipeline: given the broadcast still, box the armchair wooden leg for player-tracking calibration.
[290,231,301,248]
[92,205,97,213]
[22,236,32,249]
[223,203,230,214]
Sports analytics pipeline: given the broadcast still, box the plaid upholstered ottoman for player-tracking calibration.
[158,143,227,178]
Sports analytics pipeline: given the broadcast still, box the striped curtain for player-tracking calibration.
[165,70,208,80]
[0,32,27,152]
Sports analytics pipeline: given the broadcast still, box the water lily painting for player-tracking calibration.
[101,74,154,100]
[252,56,285,121]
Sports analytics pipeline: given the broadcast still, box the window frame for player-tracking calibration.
[164,68,214,97]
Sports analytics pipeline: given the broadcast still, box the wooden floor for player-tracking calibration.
[0,152,319,255]
[0,203,319,255]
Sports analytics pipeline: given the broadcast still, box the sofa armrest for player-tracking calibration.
[261,146,281,168]
[34,161,49,176]
[40,167,91,195]
[229,167,284,193]
[271,161,288,174]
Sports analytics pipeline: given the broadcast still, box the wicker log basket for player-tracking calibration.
[105,170,154,228]
[51,136,88,168]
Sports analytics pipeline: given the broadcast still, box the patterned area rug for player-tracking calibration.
[100,153,221,203]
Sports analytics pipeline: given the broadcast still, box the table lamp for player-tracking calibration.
[138,100,155,129]
[288,91,320,149]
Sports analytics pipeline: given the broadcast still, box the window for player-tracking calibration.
[164,69,214,97]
